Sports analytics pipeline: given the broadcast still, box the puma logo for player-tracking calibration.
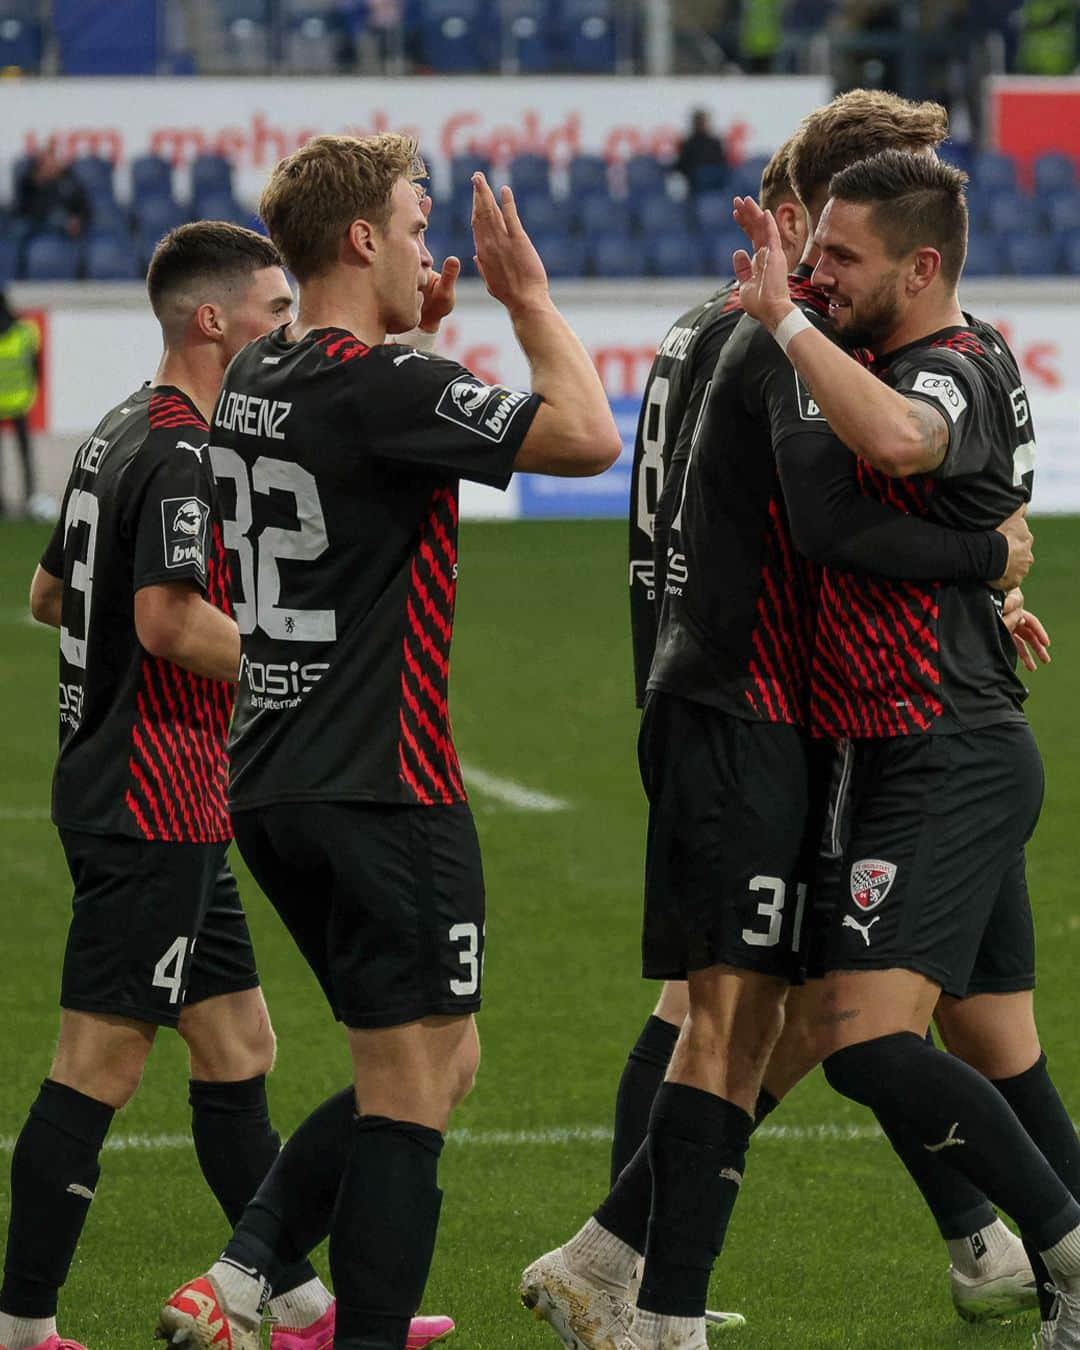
[925,1122,966,1153]
[66,1182,95,1201]
[393,349,428,366]
[842,914,881,947]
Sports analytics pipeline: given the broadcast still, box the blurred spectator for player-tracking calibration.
[739,0,781,71]
[674,108,730,194]
[15,144,91,240]
[1017,0,1076,74]
[0,293,41,520]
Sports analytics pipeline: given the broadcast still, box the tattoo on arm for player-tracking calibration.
[906,399,950,472]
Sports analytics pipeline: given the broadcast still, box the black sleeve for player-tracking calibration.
[126,434,217,593]
[357,348,542,489]
[776,431,1008,581]
[890,349,996,479]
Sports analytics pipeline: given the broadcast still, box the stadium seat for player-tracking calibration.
[1004,233,1062,277]
[692,192,735,233]
[588,234,643,277]
[705,228,748,279]
[531,233,586,280]
[284,12,346,72]
[419,0,496,72]
[191,154,234,199]
[633,193,687,235]
[222,12,273,69]
[23,233,81,281]
[85,235,141,280]
[130,154,174,200]
[963,185,993,233]
[516,193,562,236]
[624,154,666,197]
[450,153,490,192]
[726,164,762,200]
[510,154,551,197]
[88,198,129,236]
[576,192,626,236]
[70,155,116,200]
[1064,233,1080,275]
[560,0,617,73]
[1033,153,1076,196]
[962,232,1003,279]
[972,150,1019,193]
[502,0,553,73]
[0,13,41,69]
[987,192,1030,237]
[648,232,706,277]
[1046,192,1080,235]
[193,191,247,224]
[133,194,188,238]
[567,154,610,199]
[937,140,974,177]
[0,238,17,284]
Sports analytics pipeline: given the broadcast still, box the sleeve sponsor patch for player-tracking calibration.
[161,496,209,571]
[434,377,531,443]
[910,370,968,423]
[794,371,826,421]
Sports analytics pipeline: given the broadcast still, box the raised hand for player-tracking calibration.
[731,197,791,327]
[471,172,549,313]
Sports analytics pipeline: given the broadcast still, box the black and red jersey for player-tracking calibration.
[811,316,1033,739]
[627,280,743,707]
[648,274,834,726]
[211,326,541,811]
[41,385,233,842]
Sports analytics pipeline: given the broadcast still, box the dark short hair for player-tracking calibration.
[828,149,969,288]
[759,136,799,213]
[147,221,283,317]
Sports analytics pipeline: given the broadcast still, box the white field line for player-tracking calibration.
[459,762,570,813]
[0,1122,892,1154]
[0,806,50,821]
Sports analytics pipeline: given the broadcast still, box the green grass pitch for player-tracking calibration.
[1,516,1078,1348]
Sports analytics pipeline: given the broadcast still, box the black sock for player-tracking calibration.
[189,1075,319,1299]
[994,1053,1080,1318]
[225,1086,356,1288]
[637,1083,752,1319]
[610,1016,679,1186]
[0,1079,114,1317]
[824,1034,1080,1251]
[753,1088,780,1128]
[594,1140,651,1253]
[331,1116,444,1350]
[874,1112,996,1241]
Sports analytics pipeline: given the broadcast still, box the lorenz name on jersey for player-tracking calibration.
[215,391,293,441]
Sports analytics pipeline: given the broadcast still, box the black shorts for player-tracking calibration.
[232,800,485,1029]
[59,832,260,1027]
[819,722,1043,997]
[639,692,826,982]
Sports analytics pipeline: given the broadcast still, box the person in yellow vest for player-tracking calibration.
[1017,0,1076,74]
[0,292,41,518]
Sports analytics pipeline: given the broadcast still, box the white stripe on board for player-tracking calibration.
[459,762,570,813]
[0,1122,892,1154]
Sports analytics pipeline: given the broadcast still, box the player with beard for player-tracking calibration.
[736,149,1080,1345]
[521,92,1035,1350]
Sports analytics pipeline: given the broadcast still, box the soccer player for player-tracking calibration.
[156,134,620,1350]
[736,148,1080,1343]
[522,93,1036,1350]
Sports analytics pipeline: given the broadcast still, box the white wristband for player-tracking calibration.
[773,308,812,355]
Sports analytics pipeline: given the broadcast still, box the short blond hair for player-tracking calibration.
[259,133,425,281]
[789,90,948,219]
[759,136,800,212]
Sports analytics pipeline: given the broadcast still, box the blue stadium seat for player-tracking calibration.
[1033,153,1076,196]
[726,165,761,200]
[692,192,735,233]
[988,192,1030,237]
[973,150,1019,193]
[133,195,188,238]
[23,233,81,281]
[450,153,490,191]
[0,238,17,284]
[70,155,115,200]
[419,0,496,72]
[962,232,1003,279]
[191,154,233,199]
[193,192,246,224]
[567,154,609,198]
[517,193,562,236]
[560,0,617,73]
[963,185,993,233]
[503,0,553,73]
[938,140,974,177]
[284,12,346,72]
[624,155,666,197]
[532,233,586,280]
[588,235,643,277]
[705,228,747,279]
[1004,233,1062,277]
[510,154,551,197]
[1046,192,1080,235]
[0,13,41,69]
[88,199,129,236]
[576,192,625,236]
[648,231,706,278]
[86,235,141,280]
[633,193,686,235]
[1064,233,1080,275]
[131,154,174,200]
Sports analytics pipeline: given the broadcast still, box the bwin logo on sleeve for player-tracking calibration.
[436,376,529,442]
[795,371,827,421]
[162,496,209,570]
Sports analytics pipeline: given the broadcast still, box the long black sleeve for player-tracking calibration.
[776,430,1008,582]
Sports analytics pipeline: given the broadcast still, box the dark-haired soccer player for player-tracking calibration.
[737,149,1080,1343]
[5,224,300,1350]
[157,133,620,1350]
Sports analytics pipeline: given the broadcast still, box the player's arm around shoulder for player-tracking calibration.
[470,173,621,478]
[134,581,240,683]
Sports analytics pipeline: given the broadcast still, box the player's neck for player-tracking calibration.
[875,293,965,358]
[152,347,223,424]
[289,276,386,348]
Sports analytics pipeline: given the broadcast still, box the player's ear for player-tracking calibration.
[346,217,378,264]
[774,200,809,259]
[908,245,942,295]
[194,301,226,344]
